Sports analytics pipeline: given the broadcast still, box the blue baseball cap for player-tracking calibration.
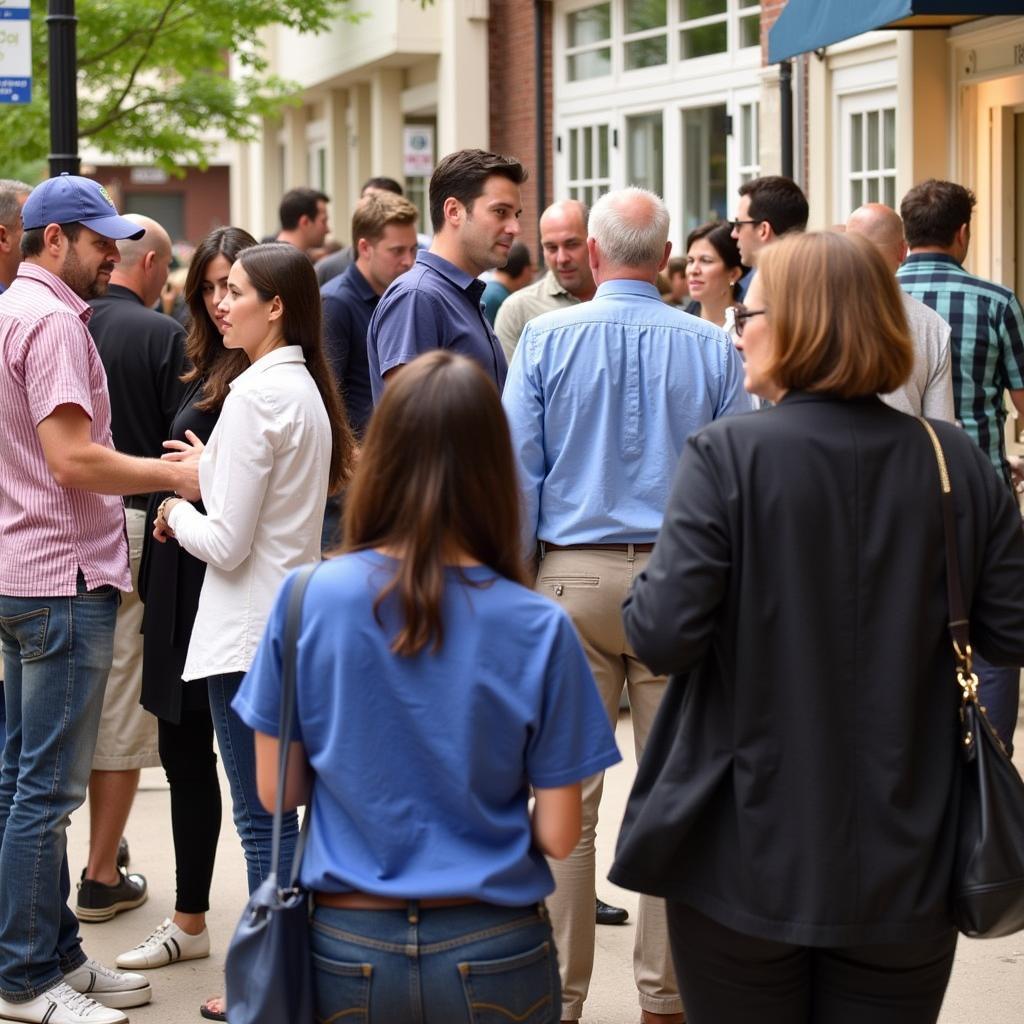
[22,173,145,240]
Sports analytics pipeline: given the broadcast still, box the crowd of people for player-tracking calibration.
[0,146,1022,1024]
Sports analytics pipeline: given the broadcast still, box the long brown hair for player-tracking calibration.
[235,243,354,494]
[758,231,913,398]
[343,351,528,656]
[181,226,257,411]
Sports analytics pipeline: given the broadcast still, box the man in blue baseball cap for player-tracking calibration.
[0,175,202,1024]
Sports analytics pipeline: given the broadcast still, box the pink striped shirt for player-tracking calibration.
[0,263,130,596]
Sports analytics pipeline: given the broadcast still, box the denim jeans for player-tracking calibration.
[973,652,1020,756]
[207,672,297,895]
[309,902,560,1024]
[0,578,118,1000]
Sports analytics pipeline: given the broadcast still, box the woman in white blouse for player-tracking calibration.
[154,242,352,907]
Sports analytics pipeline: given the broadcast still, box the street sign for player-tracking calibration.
[0,0,31,105]
[403,126,434,178]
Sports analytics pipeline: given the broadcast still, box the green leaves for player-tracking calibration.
[1,0,360,172]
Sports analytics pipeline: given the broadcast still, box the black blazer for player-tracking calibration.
[610,392,1024,947]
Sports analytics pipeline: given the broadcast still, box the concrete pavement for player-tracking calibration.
[66,703,1024,1023]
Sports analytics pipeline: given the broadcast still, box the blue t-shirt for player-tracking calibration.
[233,551,620,905]
[366,251,508,403]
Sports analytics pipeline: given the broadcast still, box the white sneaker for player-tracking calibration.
[115,918,210,970]
[62,961,151,1010]
[0,982,128,1023]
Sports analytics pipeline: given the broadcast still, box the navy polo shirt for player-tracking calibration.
[321,261,378,437]
[367,250,508,402]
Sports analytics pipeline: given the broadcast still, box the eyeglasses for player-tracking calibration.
[729,218,764,231]
[733,306,766,338]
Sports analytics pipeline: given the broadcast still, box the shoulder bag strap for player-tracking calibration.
[917,418,980,704]
[271,562,320,884]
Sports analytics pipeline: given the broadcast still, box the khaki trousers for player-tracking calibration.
[535,546,682,1020]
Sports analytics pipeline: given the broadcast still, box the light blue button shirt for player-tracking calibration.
[502,279,751,558]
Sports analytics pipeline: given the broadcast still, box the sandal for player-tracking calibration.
[199,995,227,1021]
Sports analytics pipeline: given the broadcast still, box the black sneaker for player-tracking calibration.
[76,869,148,923]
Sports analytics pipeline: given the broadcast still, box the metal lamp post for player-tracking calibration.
[47,0,79,176]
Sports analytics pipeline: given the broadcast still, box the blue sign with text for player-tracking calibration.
[0,1,32,105]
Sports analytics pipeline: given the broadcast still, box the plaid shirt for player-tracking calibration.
[897,253,1024,490]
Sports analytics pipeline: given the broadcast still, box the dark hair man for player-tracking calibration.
[481,240,534,325]
[502,187,749,1024]
[494,199,595,361]
[315,176,405,286]
[0,179,31,295]
[730,175,808,268]
[0,174,200,1023]
[897,178,1024,752]
[277,187,330,253]
[367,148,525,399]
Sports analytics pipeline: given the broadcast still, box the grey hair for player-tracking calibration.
[0,179,32,228]
[589,187,669,267]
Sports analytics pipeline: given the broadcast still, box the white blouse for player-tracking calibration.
[167,345,331,680]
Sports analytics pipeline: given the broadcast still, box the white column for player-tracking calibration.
[284,104,309,189]
[326,88,352,242]
[348,84,373,198]
[261,116,284,238]
[371,69,405,182]
[437,0,489,156]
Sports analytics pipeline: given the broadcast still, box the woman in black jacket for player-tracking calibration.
[611,230,1024,1024]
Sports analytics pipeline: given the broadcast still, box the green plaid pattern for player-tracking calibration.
[897,253,1024,490]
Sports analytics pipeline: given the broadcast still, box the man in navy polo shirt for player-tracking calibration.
[367,148,525,400]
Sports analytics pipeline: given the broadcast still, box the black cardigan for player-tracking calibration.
[610,392,1024,947]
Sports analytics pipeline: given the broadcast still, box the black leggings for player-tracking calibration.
[157,699,222,914]
[666,902,957,1024]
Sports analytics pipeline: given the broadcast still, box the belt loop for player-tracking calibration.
[538,541,546,560]
[408,899,419,924]
[627,543,636,563]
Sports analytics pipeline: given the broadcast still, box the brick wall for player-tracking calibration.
[759,0,810,189]
[488,0,553,263]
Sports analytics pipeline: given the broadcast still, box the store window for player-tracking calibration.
[737,101,760,183]
[624,0,668,70]
[682,104,729,232]
[626,112,664,196]
[567,124,612,207]
[678,0,759,60]
[567,3,612,81]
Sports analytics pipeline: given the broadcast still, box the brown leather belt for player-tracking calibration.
[314,892,481,910]
[542,542,655,553]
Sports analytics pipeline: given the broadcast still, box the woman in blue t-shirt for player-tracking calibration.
[234,350,620,1024]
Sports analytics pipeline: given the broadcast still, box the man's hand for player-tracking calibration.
[162,429,203,501]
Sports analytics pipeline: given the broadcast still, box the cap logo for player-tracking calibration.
[96,184,116,209]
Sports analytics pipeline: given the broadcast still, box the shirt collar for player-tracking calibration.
[230,344,305,390]
[543,270,573,299]
[594,279,662,301]
[101,283,145,306]
[16,262,93,322]
[417,250,482,295]
[344,261,380,303]
[902,252,963,270]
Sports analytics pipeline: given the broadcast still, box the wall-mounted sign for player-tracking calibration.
[960,38,1024,81]
[403,125,434,178]
[0,0,31,105]
[130,167,170,185]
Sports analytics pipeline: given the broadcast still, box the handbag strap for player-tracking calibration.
[271,562,320,886]
[917,418,981,706]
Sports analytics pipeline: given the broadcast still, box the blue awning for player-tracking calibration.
[768,1,1023,64]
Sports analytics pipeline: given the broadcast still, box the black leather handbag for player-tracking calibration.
[920,418,1024,938]
[224,563,319,1021]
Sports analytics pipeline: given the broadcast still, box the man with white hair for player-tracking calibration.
[76,213,186,924]
[502,187,749,1024]
[846,203,954,420]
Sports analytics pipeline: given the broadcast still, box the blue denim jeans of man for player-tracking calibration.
[0,578,118,1001]
[207,672,297,895]
[310,901,561,1024]
[973,652,1020,757]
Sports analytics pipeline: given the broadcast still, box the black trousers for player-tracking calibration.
[157,689,222,915]
[666,902,957,1024]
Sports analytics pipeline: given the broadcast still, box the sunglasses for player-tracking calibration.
[728,218,764,231]
[733,306,766,338]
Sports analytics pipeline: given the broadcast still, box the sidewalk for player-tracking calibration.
[66,703,1024,1023]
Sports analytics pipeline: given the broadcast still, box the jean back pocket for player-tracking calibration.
[458,940,557,1024]
[312,953,372,1023]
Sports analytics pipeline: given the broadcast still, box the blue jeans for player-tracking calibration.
[974,652,1020,757]
[207,672,297,895]
[0,578,118,1000]
[310,902,560,1024]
